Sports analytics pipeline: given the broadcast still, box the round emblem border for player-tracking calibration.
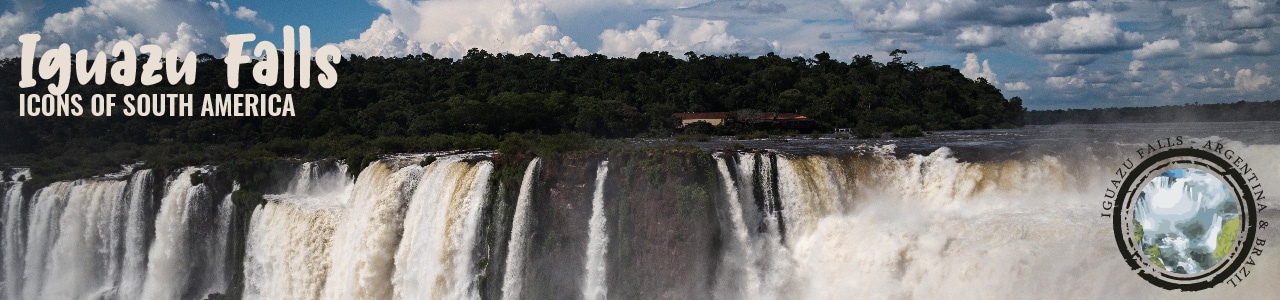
[1112,148,1258,291]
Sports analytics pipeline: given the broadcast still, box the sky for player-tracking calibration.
[1,0,1277,110]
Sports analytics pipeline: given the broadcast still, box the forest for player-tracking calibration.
[1025,100,1280,124]
[0,49,1023,187]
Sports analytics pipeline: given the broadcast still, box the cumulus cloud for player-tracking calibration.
[334,0,588,58]
[839,0,979,32]
[1227,0,1273,29]
[233,7,274,32]
[1191,38,1275,58]
[1132,39,1181,60]
[954,25,1004,50]
[1043,54,1099,76]
[1194,40,1241,57]
[1004,81,1031,91]
[336,14,424,58]
[598,16,775,57]
[35,0,225,56]
[1128,60,1144,77]
[1187,68,1235,89]
[0,12,33,57]
[1022,1,1143,54]
[1046,76,1086,89]
[959,53,998,84]
[1234,68,1272,92]
[209,0,273,32]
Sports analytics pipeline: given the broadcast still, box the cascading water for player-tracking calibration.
[20,181,73,300]
[322,160,424,300]
[4,138,1280,299]
[393,157,494,299]
[243,193,344,300]
[713,155,760,298]
[40,178,129,299]
[582,160,610,300]
[4,168,174,300]
[1,179,25,300]
[119,170,154,300]
[141,166,231,300]
[501,158,540,300]
[244,161,353,300]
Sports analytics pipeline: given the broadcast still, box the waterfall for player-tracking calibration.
[582,160,610,300]
[290,161,352,196]
[322,161,424,300]
[204,183,238,296]
[119,170,154,300]
[1,181,25,300]
[244,161,351,300]
[243,197,343,300]
[500,158,540,300]
[713,155,765,299]
[393,157,494,299]
[41,179,129,299]
[4,141,1280,299]
[2,169,158,300]
[711,153,792,300]
[21,182,73,300]
[141,167,227,300]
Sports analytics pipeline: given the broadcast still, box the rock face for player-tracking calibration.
[7,144,1280,299]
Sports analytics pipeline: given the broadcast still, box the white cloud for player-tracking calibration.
[1188,68,1235,89]
[1193,40,1240,57]
[1132,39,1181,60]
[839,0,978,32]
[1043,53,1098,76]
[1191,38,1275,58]
[336,14,423,58]
[598,16,775,57]
[1004,81,1031,91]
[233,7,274,33]
[1227,0,1273,29]
[338,0,587,58]
[1022,1,1143,54]
[0,12,33,57]
[954,25,1003,50]
[1046,76,1085,89]
[1128,60,1144,77]
[959,53,998,84]
[1234,68,1272,92]
[36,0,226,55]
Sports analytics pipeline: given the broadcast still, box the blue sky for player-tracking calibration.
[2,0,1278,110]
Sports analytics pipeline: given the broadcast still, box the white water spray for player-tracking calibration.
[119,170,154,300]
[244,162,351,300]
[322,161,424,300]
[141,167,220,300]
[20,182,73,300]
[582,160,610,300]
[394,158,494,300]
[501,158,540,300]
[1,181,25,300]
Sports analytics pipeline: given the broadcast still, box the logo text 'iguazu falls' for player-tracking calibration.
[13,25,340,117]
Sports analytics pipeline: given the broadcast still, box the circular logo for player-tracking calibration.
[1112,148,1259,291]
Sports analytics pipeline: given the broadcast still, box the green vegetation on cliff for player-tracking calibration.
[1,50,1020,187]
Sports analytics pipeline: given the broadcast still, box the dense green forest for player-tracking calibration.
[0,49,1022,187]
[1025,100,1280,125]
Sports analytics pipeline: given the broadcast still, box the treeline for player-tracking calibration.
[1025,100,1280,125]
[0,49,1021,186]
